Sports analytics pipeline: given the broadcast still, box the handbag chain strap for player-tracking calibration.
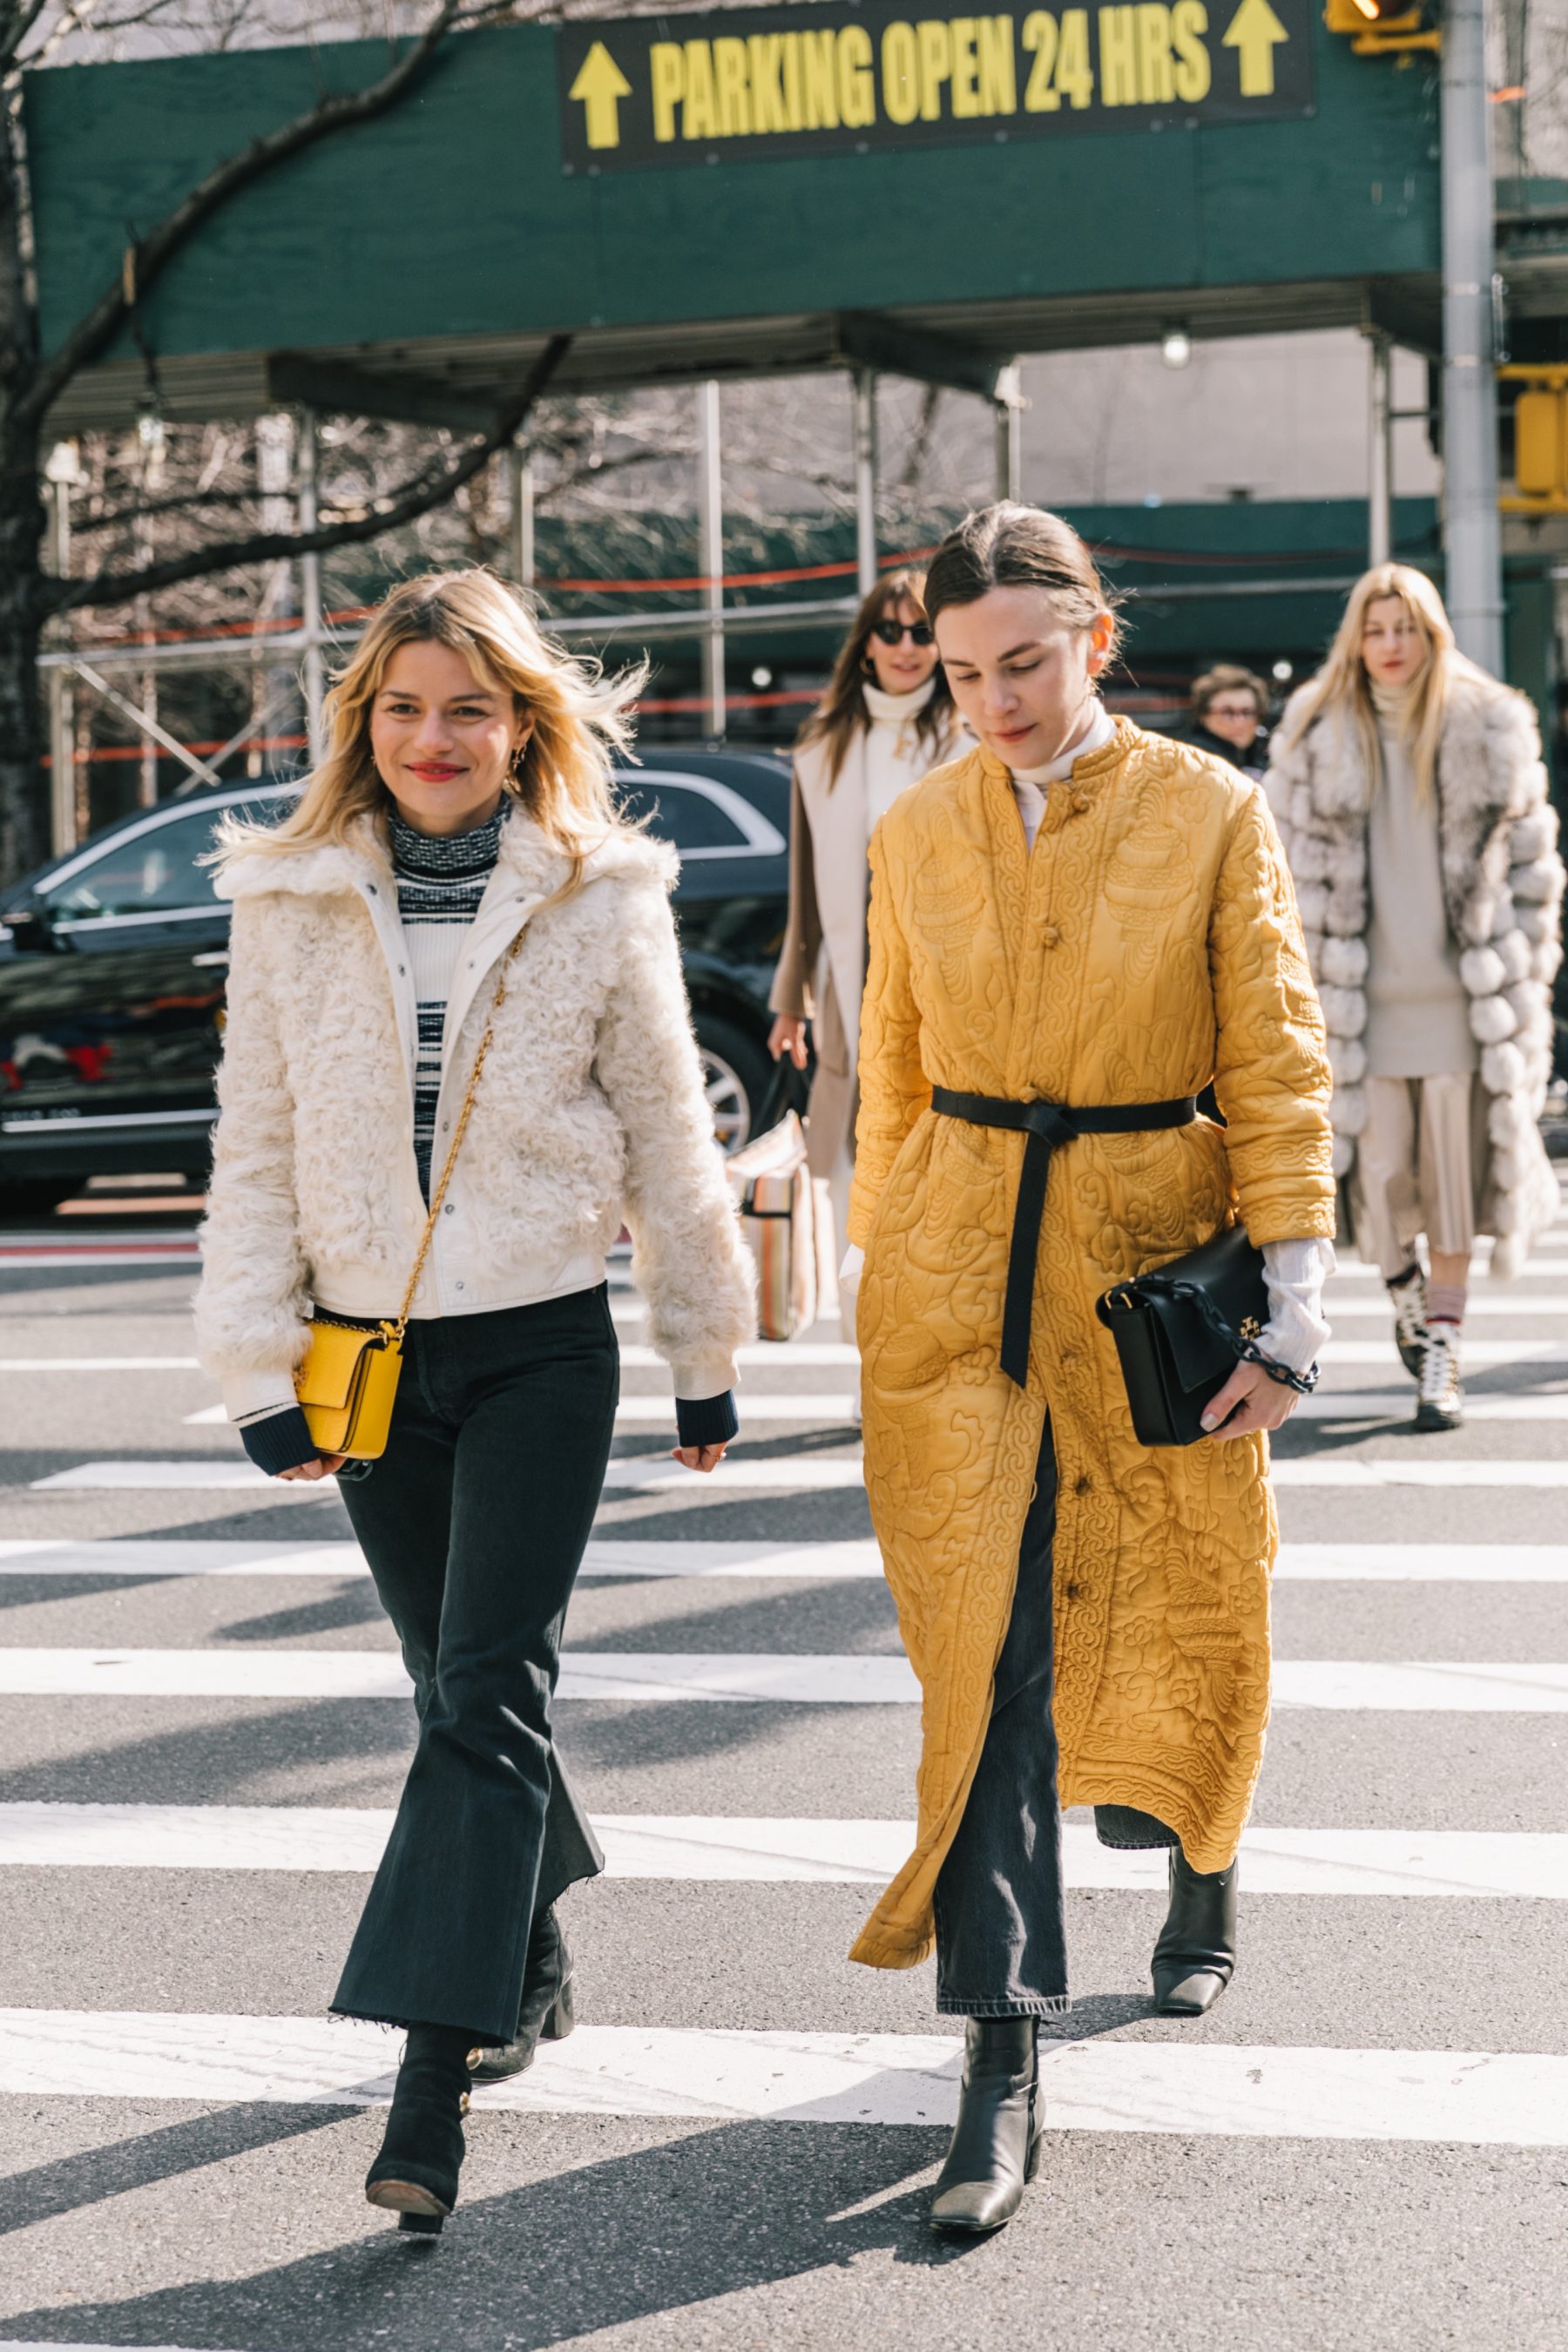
[390,923,531,1343]
[1158,1280,1321,1396]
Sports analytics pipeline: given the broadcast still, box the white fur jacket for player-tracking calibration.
[193,809,757,1399]
[1265,670,1565,1275]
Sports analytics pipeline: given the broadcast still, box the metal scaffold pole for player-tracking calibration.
[1441,0,1505,672]
[995,364,1024,504]
[697,379,726,739]
[510,443,537,589]
[1367,329,1393,568]
[296,412,327,770]
[853,368,878,597]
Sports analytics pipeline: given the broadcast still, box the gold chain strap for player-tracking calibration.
[391,923,531,1342]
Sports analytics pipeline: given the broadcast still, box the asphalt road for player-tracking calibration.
[1,1179,1566,2352]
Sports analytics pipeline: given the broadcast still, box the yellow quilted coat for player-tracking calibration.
[847,720,1335,1971]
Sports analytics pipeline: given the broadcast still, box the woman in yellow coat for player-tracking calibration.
[846,505,1336,2233]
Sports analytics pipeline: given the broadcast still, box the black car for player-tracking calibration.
[0,749,790,1216]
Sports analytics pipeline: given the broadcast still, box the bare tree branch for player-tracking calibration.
[19,0,461,428]
[76,484,258,531]
[1,0,56,71]
[49,334,569,610]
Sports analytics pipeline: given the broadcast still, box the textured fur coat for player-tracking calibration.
[193,809,756,1398]
[1265,671,1565,1277]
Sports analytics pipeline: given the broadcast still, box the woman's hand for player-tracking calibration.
[278,1454,347,1482]
[767,1014,809,1071]
[671,1442,728,1474]
[1200,1360,1301,1441]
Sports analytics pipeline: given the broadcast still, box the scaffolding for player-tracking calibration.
[37,359,1029,855]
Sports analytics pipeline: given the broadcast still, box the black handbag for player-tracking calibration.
[1094,1224,1314,1448]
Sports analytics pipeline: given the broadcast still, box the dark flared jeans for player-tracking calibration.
[933,1423,1178,2019]
[330,1288,618,2044]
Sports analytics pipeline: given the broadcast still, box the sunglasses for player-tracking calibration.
[870,618,935,647]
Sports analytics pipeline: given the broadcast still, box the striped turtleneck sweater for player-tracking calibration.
[388,800,507,1200]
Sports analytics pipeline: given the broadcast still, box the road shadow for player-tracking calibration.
[0,2115,989,2349]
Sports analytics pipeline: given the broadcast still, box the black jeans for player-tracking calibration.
[933,1424,1178,2019]
[330,1288,618,2044]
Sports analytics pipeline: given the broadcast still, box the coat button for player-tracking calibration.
[443,1202,455,1215]
[1075,1475,1092,1496]
[1071,792,1092,814]
[1041,924,1061,949]
[1065,1582,1084,1601]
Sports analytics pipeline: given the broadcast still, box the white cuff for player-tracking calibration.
[667,1349,740,1399]
[222,1369,301,1426]
[1258,1235,1336,1377]
[839,1243,864,1296]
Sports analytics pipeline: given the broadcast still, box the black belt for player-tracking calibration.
[930,1087,1199,1389]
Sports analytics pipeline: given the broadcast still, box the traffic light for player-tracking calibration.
[1501,366,1568,513]
[1322,0,1440,56]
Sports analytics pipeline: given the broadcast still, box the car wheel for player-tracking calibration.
[0,1176,78,1221]
[694,1016,772,1156]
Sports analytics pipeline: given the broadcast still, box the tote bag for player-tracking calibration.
[726,1062,819,1342]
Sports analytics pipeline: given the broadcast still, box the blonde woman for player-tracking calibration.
[847,504,1335,2233]
[1267,565,1564,1429]
[194,571,754,2231]
[768,569,960,1226]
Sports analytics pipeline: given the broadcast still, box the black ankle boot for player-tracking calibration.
[1152,1848,1237,2016]
[468,1905,575,2085]
[366,2023,473,2232]
[929,2017,1041,2234]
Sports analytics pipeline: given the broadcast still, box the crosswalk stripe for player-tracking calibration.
[1321,1294,1568,1315]
[4,2011,1568,2143]
[30,1456,872,1493]
[1274,1542,1568,1580]
[0,1536,1563,1582]
[1297,1392,1568,1421]
[6,1648,1568,1708]
[6,1804,1568,1896]
[33,1456,1568,1497]
[1271,1460,1568,1487]
[0,1358,203,1373]
[1326,1259,1562,1281]
[1321,1340,1565,1364]
[179,1393,863,1429]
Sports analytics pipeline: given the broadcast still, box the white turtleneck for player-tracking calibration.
[1007,697,1117,849]
[841,696,1332,1382]
[861,676,941,830]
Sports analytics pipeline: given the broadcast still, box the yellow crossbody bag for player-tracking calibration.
[294,923,530,1462]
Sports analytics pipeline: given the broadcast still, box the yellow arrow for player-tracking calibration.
[569,41,632,152]
[1222,0,1289,96]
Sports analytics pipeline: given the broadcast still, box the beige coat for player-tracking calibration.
[771,712,961,1175]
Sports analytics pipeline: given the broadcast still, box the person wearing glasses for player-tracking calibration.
[768,571,961,1234]
[1179,664,1272,781]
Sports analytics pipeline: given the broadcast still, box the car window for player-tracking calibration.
[619,781,750,853]
[41,801,268,920]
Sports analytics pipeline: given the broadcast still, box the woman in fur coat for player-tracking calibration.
[194,570,755,2231]
[768,569,961,1235]
[1267,565,1564,1429]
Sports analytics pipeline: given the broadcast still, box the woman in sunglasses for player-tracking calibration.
[768,571,960,1233]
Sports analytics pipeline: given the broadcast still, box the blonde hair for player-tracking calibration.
[1277,564,1479,805]
[220,569,646,885]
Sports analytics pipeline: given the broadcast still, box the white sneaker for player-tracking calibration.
[1388,1270,1428,1382]
[1415,1322,1463,1431]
